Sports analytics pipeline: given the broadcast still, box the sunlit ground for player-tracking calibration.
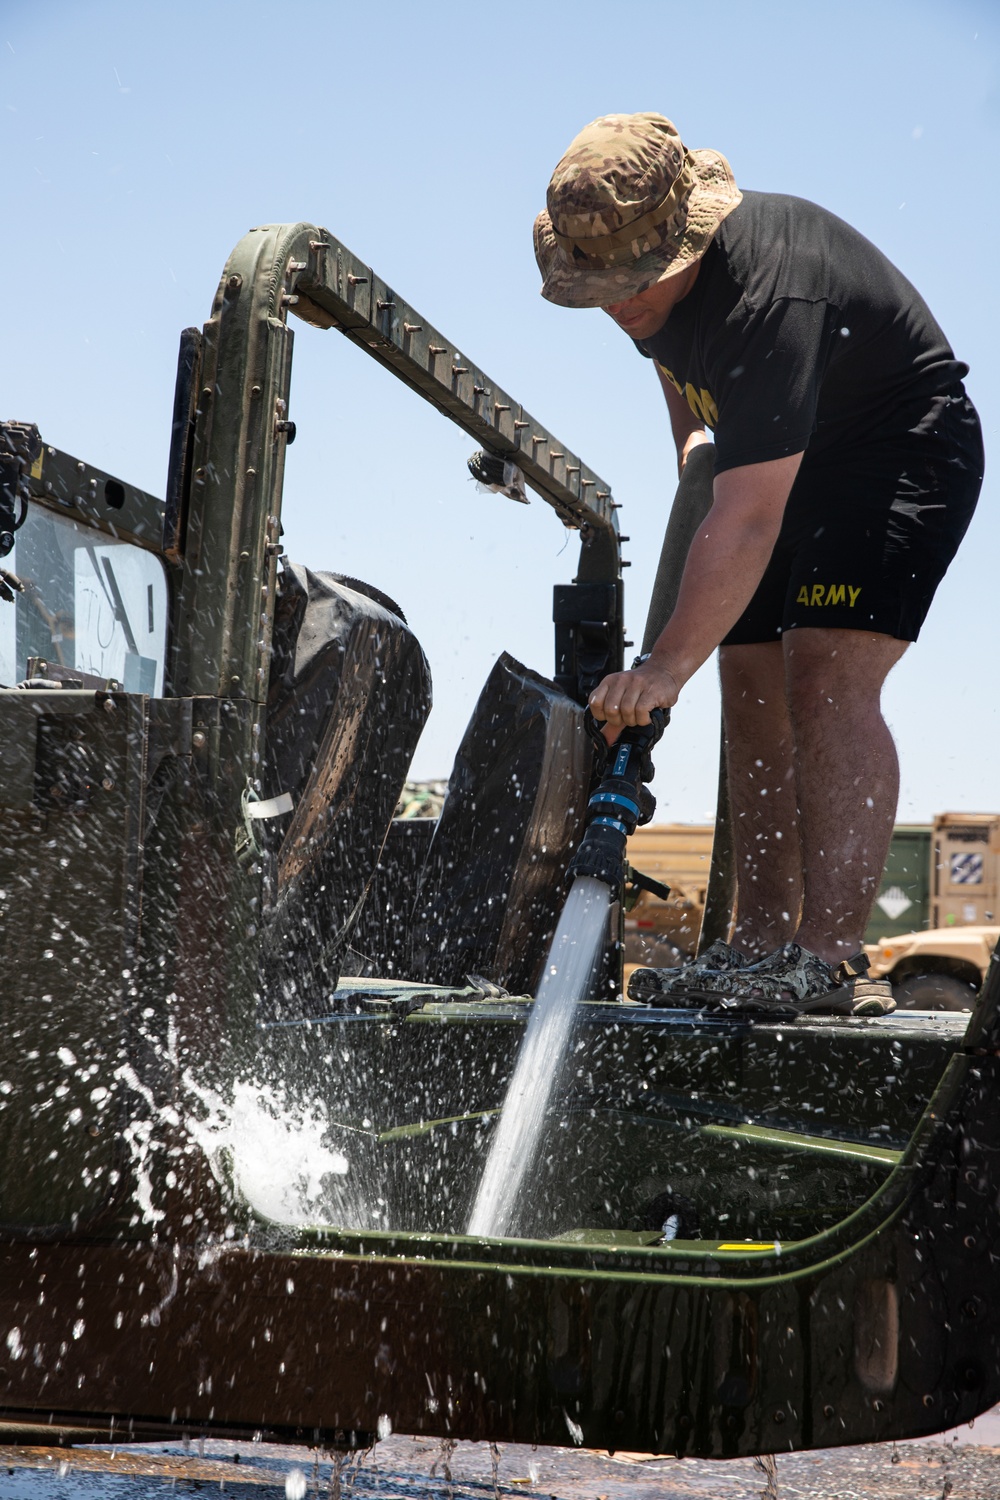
[1,1416,998,1498]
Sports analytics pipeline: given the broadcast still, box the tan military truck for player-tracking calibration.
[864,813,1000,1009]
[865,926,997,1011]
[624,822,713,969]
[626,812,1000,1007]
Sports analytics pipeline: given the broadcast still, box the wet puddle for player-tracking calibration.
[1,1422,999,1498]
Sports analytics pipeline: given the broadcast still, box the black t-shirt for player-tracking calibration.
[635,191,968,473]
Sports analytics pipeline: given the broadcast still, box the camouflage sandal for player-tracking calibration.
[688,942,896,1019]
[627,939,749,1006]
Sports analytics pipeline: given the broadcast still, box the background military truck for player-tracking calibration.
[865,925,998,1011]
[865,812,1000,1009]
[623,822,715,970]
[625,811,1000,1008]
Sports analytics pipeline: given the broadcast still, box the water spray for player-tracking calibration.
[467,708,669,1240]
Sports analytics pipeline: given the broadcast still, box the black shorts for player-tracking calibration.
[722,388,984,646]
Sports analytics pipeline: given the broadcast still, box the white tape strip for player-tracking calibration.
[245,791,294,820]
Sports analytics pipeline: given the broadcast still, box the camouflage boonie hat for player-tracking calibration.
[534,113,741,309]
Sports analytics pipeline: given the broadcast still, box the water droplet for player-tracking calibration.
[285,1467,307,1500]
[563,1410,584,1445]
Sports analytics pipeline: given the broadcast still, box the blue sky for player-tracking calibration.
[2,0,997,819]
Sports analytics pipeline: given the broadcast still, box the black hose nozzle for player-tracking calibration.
[568,709,667,896]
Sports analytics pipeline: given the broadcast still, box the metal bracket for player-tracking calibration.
[0,422,41,558]
[623,862,672,913]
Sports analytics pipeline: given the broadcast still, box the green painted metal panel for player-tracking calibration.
[0,692,146,1230]
[865,825,932,943]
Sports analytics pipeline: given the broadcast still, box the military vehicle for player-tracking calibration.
[866,926,996,1010]
[0,223,999,1461]
[623,822,715,971]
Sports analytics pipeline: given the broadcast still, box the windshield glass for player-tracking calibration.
[0,504,167,692]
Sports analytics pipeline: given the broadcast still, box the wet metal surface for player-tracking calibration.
[1,1422,999,1498]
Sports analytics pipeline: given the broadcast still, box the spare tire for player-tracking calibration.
[892,973,976,1012]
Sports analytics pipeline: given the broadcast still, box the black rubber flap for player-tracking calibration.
[258,564,431,1016]
[407,652,592,994]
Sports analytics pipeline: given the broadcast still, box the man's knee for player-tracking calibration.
[719,641,786,727]
[783,627,908,717]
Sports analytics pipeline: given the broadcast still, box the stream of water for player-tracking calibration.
[466,875,610,1239]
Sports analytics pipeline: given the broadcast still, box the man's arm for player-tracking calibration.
[657,365,712,476]
[590,452,803,733]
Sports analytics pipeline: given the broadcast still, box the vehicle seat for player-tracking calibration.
[405,653,592,995]
[258,563,431,1017]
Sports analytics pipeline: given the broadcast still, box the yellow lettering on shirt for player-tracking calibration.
[656,362,719,428]
[796,585,810,606]
[810,583,825,606]
[656,362,683,396]
[825,584,846,605]
[848,585,861,607]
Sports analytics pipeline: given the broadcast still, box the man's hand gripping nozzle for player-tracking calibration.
[568,709,669,899]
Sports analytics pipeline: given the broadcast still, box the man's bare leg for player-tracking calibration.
[719,641,803,959]
[783,628,908,965]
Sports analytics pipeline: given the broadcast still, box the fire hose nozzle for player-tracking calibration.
[568,709,668,895]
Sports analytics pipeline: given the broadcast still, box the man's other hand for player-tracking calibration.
[588,659,680,745]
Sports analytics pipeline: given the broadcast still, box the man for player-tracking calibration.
[534,112,984,1016]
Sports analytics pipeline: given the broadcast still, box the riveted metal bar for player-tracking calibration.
[293,230,616,536]
[169,224,310,704]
